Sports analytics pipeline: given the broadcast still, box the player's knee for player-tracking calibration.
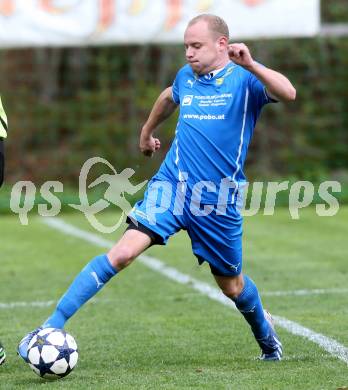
[220,278,244,300]
[108,245,136,270]
[221,286,242,300]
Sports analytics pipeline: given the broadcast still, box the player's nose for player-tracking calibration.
[186,47,194,60]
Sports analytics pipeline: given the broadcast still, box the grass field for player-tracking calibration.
[0,207,347,389]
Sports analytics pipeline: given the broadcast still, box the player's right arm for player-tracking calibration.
[140,86,178,157]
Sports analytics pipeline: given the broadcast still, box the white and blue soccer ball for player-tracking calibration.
[27,328,78,379]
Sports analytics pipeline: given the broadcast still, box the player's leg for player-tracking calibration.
[187,205,282,360]
[17,228,151,361]
[0,121,6,363]
[42,228,152,329]
[212,271,269,338]
[212,270,282,360]
[0,141,7,364]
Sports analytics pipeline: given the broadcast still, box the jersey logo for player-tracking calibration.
[215,77,224,86]
[229,262,241,272]
[186,79,195,88]
[182,95,193,106]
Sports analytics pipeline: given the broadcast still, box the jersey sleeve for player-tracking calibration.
[248,68,278,110]
[171,72,181,105]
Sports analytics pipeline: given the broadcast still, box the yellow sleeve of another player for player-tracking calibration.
[0,96,8,139]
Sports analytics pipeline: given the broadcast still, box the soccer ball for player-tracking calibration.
[27,328,78,379]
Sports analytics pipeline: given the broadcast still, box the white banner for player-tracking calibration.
[0,0,320,48]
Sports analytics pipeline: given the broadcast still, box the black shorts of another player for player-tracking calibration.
[0,139,4,188]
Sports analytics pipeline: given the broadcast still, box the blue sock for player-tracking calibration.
[233,275,269,340]
[43,254,117,329]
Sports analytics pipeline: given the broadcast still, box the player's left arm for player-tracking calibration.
[228,43,296,102]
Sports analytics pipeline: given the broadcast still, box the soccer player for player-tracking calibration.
[0,95,8,188]
[18,14,296,362]
[0,95,8,365]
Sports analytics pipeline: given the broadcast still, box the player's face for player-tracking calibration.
[184,21,226,75]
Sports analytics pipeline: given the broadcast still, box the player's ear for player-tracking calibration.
[218,35,228,50]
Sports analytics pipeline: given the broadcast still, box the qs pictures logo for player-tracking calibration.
[10,157,147,233]
[70,157,147,233]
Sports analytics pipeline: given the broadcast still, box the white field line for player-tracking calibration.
[0,301,55,309]
[2,289,346,310]
[35,217,348,365]
[0,298,107,310]
[2,288,347,309]
[3,287,347,309]
[262,288,348,297]
[2,286,347,309]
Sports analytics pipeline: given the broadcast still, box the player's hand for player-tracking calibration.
[228,43,255,69]
[139,134,161,157]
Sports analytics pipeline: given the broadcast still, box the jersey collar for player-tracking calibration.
[194,62,235,84]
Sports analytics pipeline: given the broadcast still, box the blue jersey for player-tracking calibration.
[157,62,275,204]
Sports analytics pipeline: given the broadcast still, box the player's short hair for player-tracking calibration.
[187,14,229,40]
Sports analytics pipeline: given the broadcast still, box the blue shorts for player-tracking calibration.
[128,176,243,276]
